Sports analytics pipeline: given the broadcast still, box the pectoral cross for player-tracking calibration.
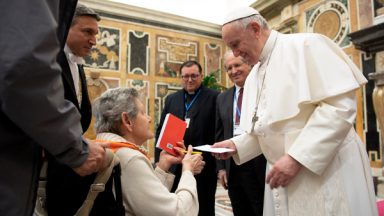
[250,111,258,132]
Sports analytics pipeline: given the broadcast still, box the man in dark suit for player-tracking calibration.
[46,4,102,216]
[155,60,219,216]
[0,1,105,215]
[215,51,266,216]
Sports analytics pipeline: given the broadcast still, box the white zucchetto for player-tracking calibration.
[222,7,260,25]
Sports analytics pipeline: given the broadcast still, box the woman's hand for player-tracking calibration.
[182,145,205,175]
[157,141,186,172]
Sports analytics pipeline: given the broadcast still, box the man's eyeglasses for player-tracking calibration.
[181,73,201,81]
[225,62,244,73]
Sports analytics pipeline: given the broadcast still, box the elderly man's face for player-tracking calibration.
[224,54,251,87]
[222,22,260,65]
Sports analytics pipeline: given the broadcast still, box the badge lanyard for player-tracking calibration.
[184,89,201,119]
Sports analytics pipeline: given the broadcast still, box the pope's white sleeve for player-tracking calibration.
[231,133,262,165]
[287,90,357,175]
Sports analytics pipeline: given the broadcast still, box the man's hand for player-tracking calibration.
[217,169,228,190]
[266,154,302,189]
[211,140,237,160]
[72,140,107,176]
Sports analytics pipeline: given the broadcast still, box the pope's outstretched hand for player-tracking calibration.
[211,140,237,160]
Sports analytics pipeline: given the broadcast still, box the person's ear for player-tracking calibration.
[248,22,261,37]
[121,112,134,132]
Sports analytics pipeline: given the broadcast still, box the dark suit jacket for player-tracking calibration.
[46,50,94,215]
[215,86,266,216]
[155,85,219,216]
[58,50,92,131]
[215,87,235,175]
[0,0,88,215]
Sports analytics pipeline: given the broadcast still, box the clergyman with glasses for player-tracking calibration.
[155,60,219,216]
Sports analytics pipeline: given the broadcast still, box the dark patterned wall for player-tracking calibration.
[128,31,149,75]
[363,53,381,161]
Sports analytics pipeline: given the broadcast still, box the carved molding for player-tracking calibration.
[79,0,221,38]
[349,22,384,53]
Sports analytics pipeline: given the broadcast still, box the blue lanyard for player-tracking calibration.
[234,88,241,118]
[184,89,201,118]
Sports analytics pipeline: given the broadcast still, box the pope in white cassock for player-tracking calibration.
[212,7,378,216]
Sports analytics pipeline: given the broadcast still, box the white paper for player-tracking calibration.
[193,144,235,153]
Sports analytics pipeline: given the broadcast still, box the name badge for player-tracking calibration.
[233,124,245,136]
[185,118,190,128]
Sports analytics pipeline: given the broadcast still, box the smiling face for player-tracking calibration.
[224,53,251,87]
[67,16,99,57]
[180,64,203,94]
[222,21,262,65]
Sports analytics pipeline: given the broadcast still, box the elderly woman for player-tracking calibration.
[92,87,205,216]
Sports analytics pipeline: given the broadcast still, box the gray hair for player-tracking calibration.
[93,87,139,135]
[237,14,269,30]
[223,50,254,71]
[223,50,247,65]
[71,4,101,26]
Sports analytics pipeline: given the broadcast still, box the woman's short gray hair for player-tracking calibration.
[238,14,269,30]
[93,87,139,134]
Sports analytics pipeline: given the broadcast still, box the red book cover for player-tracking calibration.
[156,113,187,156]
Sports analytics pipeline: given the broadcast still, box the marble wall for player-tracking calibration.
[80,0,226,158]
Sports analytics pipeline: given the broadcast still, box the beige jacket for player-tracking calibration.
[97,133,198,216]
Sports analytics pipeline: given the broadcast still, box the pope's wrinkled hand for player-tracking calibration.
[266,154,302,189]
[211,139,237,160]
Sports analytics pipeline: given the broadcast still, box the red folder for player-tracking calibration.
[156,113,187,156]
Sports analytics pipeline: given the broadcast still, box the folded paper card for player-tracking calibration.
[156,113,187,156]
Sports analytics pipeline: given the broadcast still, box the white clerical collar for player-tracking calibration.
[64,44,84,65]
[259,30,278,64]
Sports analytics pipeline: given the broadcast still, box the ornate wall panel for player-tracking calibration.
[154,82,182,124]
[84,26,121,71]
[80,1,225,159]
[305,0,350,47]
[204,43,222,80]
[362,53,381,163]
[84,75,120,139]
[127,30,149,75]
[156,36,199,77]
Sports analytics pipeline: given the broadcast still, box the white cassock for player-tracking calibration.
[231,30,378,216]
